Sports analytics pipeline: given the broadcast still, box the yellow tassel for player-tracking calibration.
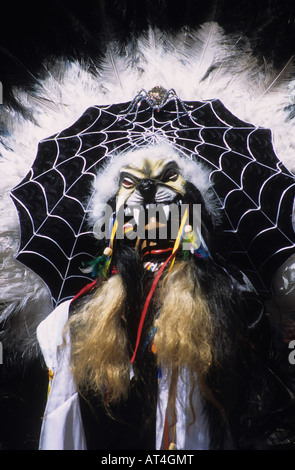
[102,217,118,277]
[169,208,189,271]
[109,218,118,250]
[168,442,177,450]
[47,368,55,397]
[168,424,177,450]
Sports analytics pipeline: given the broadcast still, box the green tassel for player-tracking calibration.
[82,254,110,280]
[182,248,190,261]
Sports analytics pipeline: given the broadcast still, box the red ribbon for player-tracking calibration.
[130,251,176,364]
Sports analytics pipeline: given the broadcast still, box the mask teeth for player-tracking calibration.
[133,208,140,225]
[123,200,181,225]
[162,204,170,220]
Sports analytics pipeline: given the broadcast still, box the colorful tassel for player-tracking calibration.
[47,368,55,398]
[182,224,210,259]
[81,216,118,280]
[169,208,188,271]
[81,252,111,279]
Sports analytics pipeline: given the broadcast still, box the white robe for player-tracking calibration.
[37,300,210,450]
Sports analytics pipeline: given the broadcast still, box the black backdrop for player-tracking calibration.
[1,0,295,113]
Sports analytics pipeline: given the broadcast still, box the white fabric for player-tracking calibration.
[37,301,210,450]
[37,300,87,450]
[174,368,210,449]
[156,368,210,450]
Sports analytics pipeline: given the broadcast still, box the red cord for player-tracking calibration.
[71,279,98,303]
[130,251,176,364]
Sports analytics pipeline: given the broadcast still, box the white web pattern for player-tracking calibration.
[11,93,295,304]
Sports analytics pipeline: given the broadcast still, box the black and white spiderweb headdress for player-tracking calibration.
[10,86,295,305]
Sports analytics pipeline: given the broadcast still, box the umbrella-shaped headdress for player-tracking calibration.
[10,87,295,306]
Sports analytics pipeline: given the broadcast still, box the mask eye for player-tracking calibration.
[162,168,178,182]
[122,176,135,189]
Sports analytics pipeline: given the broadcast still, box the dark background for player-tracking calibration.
[1,0,295,111]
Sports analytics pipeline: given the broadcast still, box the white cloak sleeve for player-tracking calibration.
[36,300,87,450]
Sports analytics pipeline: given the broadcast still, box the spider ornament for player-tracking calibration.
[121,87,193,124]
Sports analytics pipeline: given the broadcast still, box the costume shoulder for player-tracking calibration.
[36,300,71,371]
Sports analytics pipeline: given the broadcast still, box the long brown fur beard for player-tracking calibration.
[66,259,217,415]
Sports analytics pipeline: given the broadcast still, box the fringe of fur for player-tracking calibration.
[68,274,130,404]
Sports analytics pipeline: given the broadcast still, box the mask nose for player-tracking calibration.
[138,179,156,201]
